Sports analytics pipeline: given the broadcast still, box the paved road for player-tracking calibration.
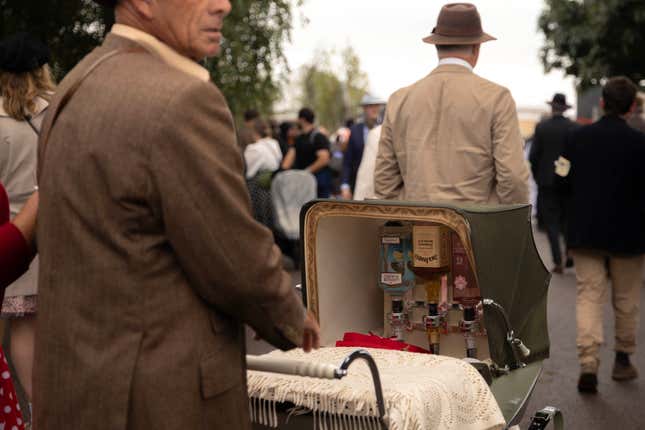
[518,228,645,429]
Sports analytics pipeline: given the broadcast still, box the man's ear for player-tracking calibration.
[628,100,637,115]
[127,0,155,19]
[599,98,605,111]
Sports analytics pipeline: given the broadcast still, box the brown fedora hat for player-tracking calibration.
[423,3,496,45]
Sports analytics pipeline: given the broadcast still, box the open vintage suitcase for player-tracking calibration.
[248,200,562,429]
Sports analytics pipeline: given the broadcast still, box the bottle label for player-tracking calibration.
[381,273,402,285]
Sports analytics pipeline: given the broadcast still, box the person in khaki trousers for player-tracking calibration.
[559,77,645,393]
[375,3,529,205]
[34,0,320,428]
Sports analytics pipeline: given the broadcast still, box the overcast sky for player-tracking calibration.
[282,0,577,113]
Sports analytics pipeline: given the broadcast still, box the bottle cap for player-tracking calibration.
[391,297,404,313]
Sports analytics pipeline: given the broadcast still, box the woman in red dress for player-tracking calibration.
[0,181,36,429]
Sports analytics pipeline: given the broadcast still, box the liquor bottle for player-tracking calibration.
[462,306,478,358]
[389,295,406,341]
[422,275,442,354]
[451,232,480,308]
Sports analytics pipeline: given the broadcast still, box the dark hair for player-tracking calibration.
[345,118,355,128]
[298,107,315,124]
[252,118,270,139]
[244,109,260,122]
[436,44,475,53]
[602,76,638,116]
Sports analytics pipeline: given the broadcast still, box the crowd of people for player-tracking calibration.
[0,0,643,428]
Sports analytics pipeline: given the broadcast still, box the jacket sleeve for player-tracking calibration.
[491,89,530,204]
[374,102,403,200]
[149,80,304,350]
[0,222,33,289]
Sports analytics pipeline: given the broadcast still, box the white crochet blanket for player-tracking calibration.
[247,347,505,430]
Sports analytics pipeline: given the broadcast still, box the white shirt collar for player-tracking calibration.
[438,57,474,72]
[111,24,210,83]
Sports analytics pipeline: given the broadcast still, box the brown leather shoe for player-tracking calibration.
[612,357,638,381]
[552,265,563,274]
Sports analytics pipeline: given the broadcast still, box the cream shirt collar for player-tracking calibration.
[111,24,210,82]
[438,57,474,72]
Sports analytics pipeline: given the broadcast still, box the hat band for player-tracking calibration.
[432,27,484,38]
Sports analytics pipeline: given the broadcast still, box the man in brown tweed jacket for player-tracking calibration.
[34,0,320,428]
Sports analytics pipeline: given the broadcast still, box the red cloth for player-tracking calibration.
[336,332,431,354]
[0,183,32,288]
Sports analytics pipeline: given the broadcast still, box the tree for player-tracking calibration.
[205,0,303,119]
[1,0,302,118]
[538,0,645,90]
[341,46,370,120]
[298,46,370,131]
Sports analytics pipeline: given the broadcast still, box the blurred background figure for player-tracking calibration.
[278,120,299,156]
[353,124,383,201]
[244,118,283,228]
[627,95,645,133]
[529,93,578,274]
[237,108,260,152]
[560,77,645,394]
[281,107,332,198]
[0,32,55,410]
[340,94,385,200]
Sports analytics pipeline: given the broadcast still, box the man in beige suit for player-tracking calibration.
[34,0,319,429]
[375,3,529,204]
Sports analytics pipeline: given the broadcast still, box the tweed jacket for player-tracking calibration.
[34,29,305,430]
[374,64,529,204]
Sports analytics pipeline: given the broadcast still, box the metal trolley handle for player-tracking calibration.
[247,349,388,429]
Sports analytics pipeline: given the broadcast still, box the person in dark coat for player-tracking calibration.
[559,77,645,394]
[529,93,578,273]
[340,94,385,199]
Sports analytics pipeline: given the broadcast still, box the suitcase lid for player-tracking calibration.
[299,199,550,368]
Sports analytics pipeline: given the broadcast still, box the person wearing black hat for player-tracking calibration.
[528,93,579,274]
[0,31,54,414]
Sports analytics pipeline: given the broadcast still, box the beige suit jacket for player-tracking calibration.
[375,64,529,204]
[35,31,304,430]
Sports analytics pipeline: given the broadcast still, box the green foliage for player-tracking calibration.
[538,0,645,89]
[205,0,302,120]
[1,0,300,118]
[299,46,369,131]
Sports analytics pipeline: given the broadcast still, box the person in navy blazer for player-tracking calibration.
[559,76,645,393]
[340,94,385,199]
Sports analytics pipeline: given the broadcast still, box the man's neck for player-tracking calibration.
[438,54,476,68]
[301,124,314,134]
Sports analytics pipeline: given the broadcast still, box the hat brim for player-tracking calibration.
[422,32,496,45]
[547,101,572,110]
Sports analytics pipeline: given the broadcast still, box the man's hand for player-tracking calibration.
[302,310,321,352]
